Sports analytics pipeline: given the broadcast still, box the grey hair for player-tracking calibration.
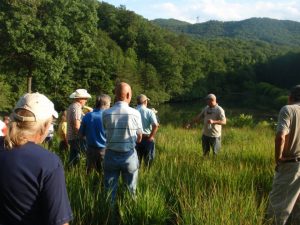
[95,94,111,109]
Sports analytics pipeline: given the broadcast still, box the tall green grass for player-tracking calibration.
[53,123,275,224]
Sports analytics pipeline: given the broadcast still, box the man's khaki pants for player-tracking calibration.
[267,162,300,225]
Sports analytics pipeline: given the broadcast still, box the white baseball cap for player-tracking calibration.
[13,93,58,122]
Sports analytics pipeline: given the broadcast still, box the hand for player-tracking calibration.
[185,123,191,129]
[148,136,154,142]
[207,119,214,124]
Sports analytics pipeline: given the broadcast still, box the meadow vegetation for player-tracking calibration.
[52,114,276,225]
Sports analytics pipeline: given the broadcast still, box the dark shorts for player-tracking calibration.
[202,135,221,155]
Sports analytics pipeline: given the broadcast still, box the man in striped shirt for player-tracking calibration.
[102,82,142,203]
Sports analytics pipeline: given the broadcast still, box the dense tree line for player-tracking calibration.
[0,0,299,112]
[153,18,300,46]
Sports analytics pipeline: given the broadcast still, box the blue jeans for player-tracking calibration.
[104,149,139,203]
[68,139,86,166]
[202,135,221,156]
[136,137,155,167]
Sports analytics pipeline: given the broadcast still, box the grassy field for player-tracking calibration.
[52,118,276,225]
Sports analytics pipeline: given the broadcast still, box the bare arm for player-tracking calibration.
[74,119,81,134]
[275,131,286,165]
[148,123,159,141]
[137,133,142,143]
[62,223,69,225]
[186,113,202,128]
[208,117,226,125]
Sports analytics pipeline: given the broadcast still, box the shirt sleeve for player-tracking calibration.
[149,111,158,125]
[136,112,143,135]
[71,107,82,121]
[41,161,73,225]
[277,106,290,135]
[218,107,226,121]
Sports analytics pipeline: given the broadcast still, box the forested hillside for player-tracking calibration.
[0,0,299,112]
[152,18,300,46]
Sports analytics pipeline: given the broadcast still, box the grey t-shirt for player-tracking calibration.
[200,104,226,137]
[277,103,300,159]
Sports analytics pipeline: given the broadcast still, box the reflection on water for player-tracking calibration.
[155,100,278,127]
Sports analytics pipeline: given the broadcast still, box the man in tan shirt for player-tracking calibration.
[267,85,300,224]
[186,94,226,156]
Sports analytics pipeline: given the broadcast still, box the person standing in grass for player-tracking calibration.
[0,93,72,225]
[186,94,226,156]
[67,89,91,166]
[58,110,68,152]
[79,94,111,174]
[267,85,300,225]
[102,82,142,203]
[135,94,159,167]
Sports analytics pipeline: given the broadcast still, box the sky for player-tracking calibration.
[101,0,300,24]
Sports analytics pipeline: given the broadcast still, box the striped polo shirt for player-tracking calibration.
[102,101,143,152]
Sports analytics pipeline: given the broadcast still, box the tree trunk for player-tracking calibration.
[27,76,32,93]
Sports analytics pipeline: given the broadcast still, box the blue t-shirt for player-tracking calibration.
[79,108,106,148]
[0,142,73,225]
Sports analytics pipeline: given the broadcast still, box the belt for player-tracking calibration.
[107,149,134,154]
[280,157,300,163]
[142,134,150,138]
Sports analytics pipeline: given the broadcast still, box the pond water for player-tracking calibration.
[154,100,279,127]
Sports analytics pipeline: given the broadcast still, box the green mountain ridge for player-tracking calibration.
[152,17,300,46]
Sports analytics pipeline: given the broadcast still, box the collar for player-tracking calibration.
[115,101,129,106]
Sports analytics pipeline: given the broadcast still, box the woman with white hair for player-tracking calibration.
[0,93,73,225]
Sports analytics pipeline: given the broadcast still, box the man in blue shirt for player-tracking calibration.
[136,94,159,167]
[102,82,143,203]
[79,94,111,174]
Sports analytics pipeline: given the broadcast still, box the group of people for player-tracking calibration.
[0,82,160,225]
[0,82,299,225]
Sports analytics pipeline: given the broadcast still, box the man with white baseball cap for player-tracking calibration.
[0,92,73,225]
[67,88,91,166]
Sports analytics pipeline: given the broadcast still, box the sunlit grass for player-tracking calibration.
[52,122,275,224]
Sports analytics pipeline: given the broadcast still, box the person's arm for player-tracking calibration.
[148,123,159,142]
[62,123,68,145]
[137,132,142,143]
[275,131,286,165]
[42,160,73,225]
[208,117,226,125]
[186,111,204,128]
[74,119,81,134]
[208,108,226,125]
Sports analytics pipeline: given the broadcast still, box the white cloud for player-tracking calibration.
[104,0,300,23]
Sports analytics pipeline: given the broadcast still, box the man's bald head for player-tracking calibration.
[115,82,132,103]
